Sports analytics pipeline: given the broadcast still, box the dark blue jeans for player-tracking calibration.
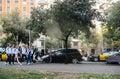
[27,54,32,64]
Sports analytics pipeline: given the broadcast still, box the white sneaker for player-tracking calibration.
[19,63,22,65]
[5,62,8,65]
[27,63,30,65]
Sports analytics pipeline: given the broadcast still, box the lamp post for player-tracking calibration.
[101,28,104,52]
[39,33,46,54]
[29,23,31,46]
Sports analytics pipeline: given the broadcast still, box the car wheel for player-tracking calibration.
[43,57,51,63]
[94,58,98,62]
[72,58,78,64]
[106,61,111,64]
[106,61,112,64]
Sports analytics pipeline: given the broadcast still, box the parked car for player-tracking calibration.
[106,53,120,64]
[42,48,82,64]
[0,48,8,61]
[87,53,99,62]
[99,51,119,61]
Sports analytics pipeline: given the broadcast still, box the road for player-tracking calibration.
[0,61,120,74]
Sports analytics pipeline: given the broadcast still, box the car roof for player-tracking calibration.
[102,51,119,54]
[51,48,80,52]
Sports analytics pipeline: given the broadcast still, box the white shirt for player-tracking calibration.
[11,47,16,54]
[5,46,9,54]
[29,48,33,54]
[6,47,12,54]
[14,48,19,55]
[26,48,29,55]
[21,47,27,54]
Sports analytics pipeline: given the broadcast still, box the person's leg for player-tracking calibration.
[27,54,31,64]
[30,54,32,63]
[8,54,12,65]
[16,55,22,65]
[22,54,25,62]
[26,54,29,64]
[12,54,15,64]
[31,54,33,62]
[19,53,22,63]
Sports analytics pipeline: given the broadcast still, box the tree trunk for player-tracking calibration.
[64,36,69,64]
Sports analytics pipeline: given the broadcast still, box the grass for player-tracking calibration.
[0,68,120,79]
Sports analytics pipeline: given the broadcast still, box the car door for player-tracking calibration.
[51,50,65,63]
[113,53,120,62]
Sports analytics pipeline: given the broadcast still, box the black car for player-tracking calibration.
[42,48,82,64]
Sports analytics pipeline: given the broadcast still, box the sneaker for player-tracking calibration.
[5,62,8,65]
[27,63,30,65]
[19,63,22,65]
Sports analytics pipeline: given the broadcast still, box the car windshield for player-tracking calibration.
[109,51,119,54]
[102,51,110,54]
[102,51,118,54]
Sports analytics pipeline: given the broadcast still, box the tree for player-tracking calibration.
[28,8,47,40]
[105,1,120,50]
[50,0,96,48]
[1,11,29,45]
[46,0,96,63]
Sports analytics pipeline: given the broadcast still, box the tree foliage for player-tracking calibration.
[50,0,96,48]
[44,0,96,63]
[29,8,48,40]
[105,1,120,49]
[1,11,29,45]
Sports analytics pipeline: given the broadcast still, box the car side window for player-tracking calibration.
[71,49,79,54]
[116,53,120,56]
[54,50,63,56]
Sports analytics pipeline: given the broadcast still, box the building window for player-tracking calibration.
[23,7,26,12]
[15,0,19,4]
[15,7,19,11]
[7,6,10,12]
[0,0,2,4]
[30,7,33,13]
[30,0,34,5]
[23,0,26,2]
[7,0,10,4]
[23,14,26,18]
[0,6,2,11]
[42,0,45,1]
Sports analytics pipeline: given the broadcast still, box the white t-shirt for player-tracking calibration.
[14,48,19,55]
[11,47,16,54]
[6,47,12,54]
[6,46,9,54]
[21,47,27,54]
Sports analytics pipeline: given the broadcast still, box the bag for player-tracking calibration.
[1,54,8,61]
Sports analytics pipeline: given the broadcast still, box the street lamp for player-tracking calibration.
[39,33,46,54]
[29,25,31,46]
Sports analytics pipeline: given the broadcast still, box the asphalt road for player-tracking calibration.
[0,61,120,74]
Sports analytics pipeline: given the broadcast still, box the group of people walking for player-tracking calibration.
[5,43,34,65]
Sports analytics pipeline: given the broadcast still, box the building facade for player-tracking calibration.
[0,0,36,18]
